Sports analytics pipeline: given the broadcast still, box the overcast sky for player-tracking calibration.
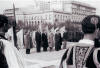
[0,0,100,15]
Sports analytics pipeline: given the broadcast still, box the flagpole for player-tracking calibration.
[12,2,18,48]
[13,3,16,22]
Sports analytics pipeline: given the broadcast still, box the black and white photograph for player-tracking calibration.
[0,0,100,68]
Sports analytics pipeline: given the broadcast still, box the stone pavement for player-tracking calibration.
[19,42,77,68]
[19,48,66,68]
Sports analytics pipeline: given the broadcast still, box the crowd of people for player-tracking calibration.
[23,27,68,54]
[1,14,100,68]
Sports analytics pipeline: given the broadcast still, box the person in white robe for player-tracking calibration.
[0,15,26,68]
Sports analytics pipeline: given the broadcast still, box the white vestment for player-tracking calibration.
[0,39,25,68]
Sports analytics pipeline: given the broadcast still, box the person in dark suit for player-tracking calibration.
[55,29,62,51]
[41,31,48,51]
[29,32,33,49]
[62,30,67,49]
[25,31,31,54]
[35,29,41,52]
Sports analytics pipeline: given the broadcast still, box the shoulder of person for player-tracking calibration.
[93,48,100,68]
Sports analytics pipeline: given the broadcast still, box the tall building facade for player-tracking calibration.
[38,1,51,11]
[3,0,96,30]
[37,1,96,22]
[16,11,71,27]
[70,1,96,22]
[3,8,20,19]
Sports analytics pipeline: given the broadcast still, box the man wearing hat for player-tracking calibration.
[59,15,100,68]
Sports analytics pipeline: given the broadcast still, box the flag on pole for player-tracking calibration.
[54,27,59,33]
[45,25,49,35]
[17,29,24,49]
[39,22,42,33]
[60,26,65,37]
[50,27,55,34]
[31,31,36,48]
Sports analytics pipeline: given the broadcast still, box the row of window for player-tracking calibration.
[24,21,39,26]
[54,14,70,21]
[71,15,86,22]
[72,8,95,15]
[24,20,48,26]
[24,14,52,20]
[24,14,70,22]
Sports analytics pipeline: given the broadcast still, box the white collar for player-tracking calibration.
[79,39,94,45]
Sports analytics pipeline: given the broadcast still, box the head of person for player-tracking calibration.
[81,15,100,40]
[0,15,9,34]
[37,28,40,32]
[27,30,30,34]
[42,29,45,33]
[56,29,59,33]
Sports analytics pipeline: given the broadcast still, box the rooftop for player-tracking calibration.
[71,1,96,9]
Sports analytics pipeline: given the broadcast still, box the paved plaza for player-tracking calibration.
[19,42,76,68]
[20,49,66,68]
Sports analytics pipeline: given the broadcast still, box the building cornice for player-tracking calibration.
[17,10,71,15]
[71,1,96,9]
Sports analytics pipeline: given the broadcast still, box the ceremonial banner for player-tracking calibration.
[45,25,49,35]
[50,27,55,34]
[31,31,36,48]
[39,23,42,33]
[17,29,24,49]
[54,28,59,33]
[60,26,65,37]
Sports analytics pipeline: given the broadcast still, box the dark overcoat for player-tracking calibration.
[41,33,48,47]
[35,32,41,45]
[55,33,62,46]
[63,32,68,41]
[24,33,31,49]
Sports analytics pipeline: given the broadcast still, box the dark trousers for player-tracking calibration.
[55,43,61,51]
[36,43,41,52]
[59,46,61,50]
[43,47,47,51]
[0,51,8,68]
[26,49,30,54]
[49,47,53,51]
[37,46,41,52]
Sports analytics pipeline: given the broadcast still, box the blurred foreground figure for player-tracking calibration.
[59,15,100,68]
[0,15,25,68]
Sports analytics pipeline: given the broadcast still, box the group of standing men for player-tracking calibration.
[35,29,48,52]
[35,29,68,52]
[23,27,68,54]
[24,29,49,54]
